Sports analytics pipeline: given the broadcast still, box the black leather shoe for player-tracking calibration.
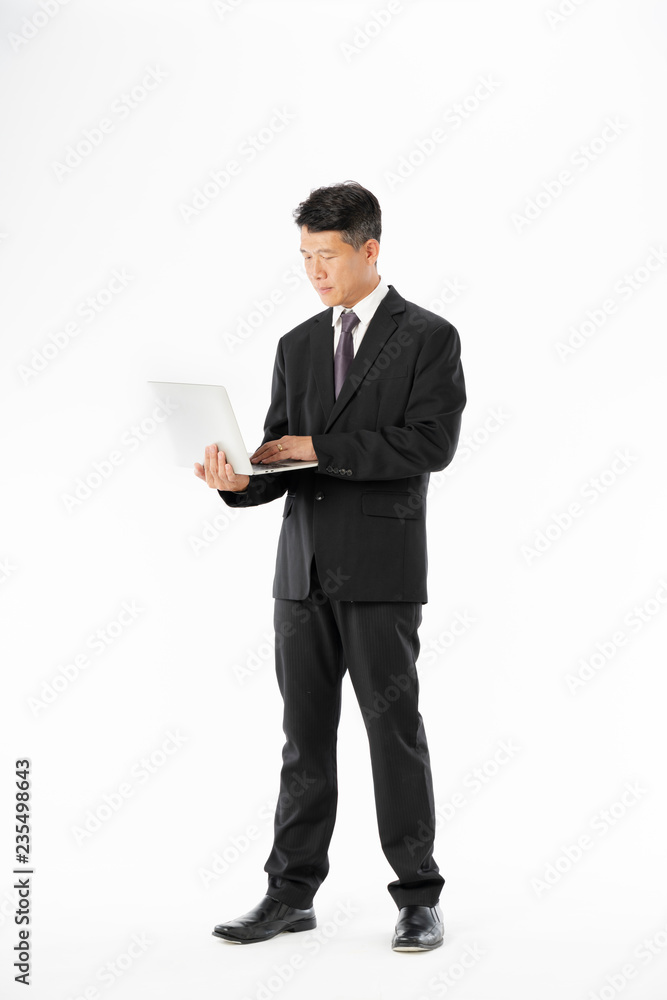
[391,904,444,951]
[212,894,316,944]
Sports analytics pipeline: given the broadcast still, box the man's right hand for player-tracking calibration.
[194,444,249,492]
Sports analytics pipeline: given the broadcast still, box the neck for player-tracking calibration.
[345,273,381,308]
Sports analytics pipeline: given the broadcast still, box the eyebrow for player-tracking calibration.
[299,247,336,255]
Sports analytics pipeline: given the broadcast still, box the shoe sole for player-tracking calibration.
[212,917,317,944]
[392,939,443,952]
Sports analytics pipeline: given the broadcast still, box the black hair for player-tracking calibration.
[292,180,382,251]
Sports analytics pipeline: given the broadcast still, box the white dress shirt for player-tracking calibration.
[331,274,390,357]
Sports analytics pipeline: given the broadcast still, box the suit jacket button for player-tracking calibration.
[333,467,339,474]
[346,469,352,476]
[315,491,325,500]
[326,465,333,473]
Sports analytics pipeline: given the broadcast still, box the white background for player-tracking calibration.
[2,1,667,998]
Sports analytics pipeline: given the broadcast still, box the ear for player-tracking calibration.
[364,239,380,266]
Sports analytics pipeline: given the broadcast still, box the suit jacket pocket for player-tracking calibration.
[361,491,424,519]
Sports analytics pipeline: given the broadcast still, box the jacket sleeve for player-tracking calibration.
[311,323,466,481]
[218,337,296,508]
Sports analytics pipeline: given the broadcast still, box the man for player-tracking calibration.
[195,181,466,951]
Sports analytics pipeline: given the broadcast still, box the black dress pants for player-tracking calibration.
[263,555,445,909]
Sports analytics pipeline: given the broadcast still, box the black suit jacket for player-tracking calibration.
[219,284,466,602]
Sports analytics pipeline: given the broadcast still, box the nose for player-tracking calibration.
[310,257,327,280]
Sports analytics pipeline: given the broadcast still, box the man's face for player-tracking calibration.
[299,226,378,308]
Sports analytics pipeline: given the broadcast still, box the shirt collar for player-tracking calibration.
[331,274,390,328]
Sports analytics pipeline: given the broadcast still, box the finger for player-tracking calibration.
[204,444,221,487]
[262,450,290,463]
[203,446,212,484]
[256,438,289,462]
[220,452,237,482]
[220,451,243,490]
[265,438,291,463]
[216,449,231,488]
[256,437,286,456]
[219,452,245,491]
[250,443,272,461]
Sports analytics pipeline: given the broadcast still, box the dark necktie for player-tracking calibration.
[334,309,359,398]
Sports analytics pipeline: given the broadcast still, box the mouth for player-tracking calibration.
[317,286,332,294]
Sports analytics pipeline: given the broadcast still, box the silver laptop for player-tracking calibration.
[146,381,319,473]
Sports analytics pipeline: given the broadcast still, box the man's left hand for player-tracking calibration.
[250,436,317,464]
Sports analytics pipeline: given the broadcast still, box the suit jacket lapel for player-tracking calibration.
[310,284,406,432]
